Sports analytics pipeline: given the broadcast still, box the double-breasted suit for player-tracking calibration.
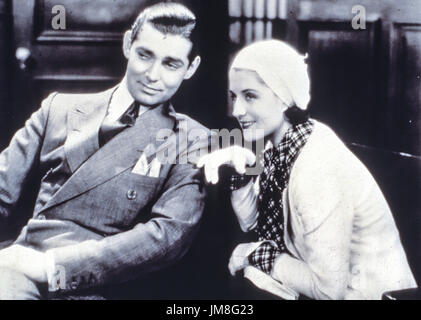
[0,86,211,293]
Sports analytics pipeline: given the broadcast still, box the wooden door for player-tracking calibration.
[11,0,135,132]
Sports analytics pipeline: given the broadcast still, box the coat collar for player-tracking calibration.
[41,92,176,213]
[64,86,117,173]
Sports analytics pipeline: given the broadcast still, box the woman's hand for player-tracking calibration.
[228,243,257,276]
[197,146,256,184]
[0,245,48,284]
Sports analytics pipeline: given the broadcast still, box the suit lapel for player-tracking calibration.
[64,87,116,173]
[40,103,175,213]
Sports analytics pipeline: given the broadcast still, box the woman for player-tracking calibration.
[197,40,416,300]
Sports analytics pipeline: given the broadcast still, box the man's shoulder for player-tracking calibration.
[167,109,213,161]
[170,110,210,136]
[46,87,116,113]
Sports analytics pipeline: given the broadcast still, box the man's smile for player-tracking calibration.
[138,81,163,93]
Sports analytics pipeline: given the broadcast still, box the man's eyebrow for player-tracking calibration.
[136,47,154,56]
[163,56,185,66]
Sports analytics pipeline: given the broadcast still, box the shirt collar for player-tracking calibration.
[109,78,133,117]
[108,77,152,122]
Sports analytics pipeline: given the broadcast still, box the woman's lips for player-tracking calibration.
[239,121,255,129]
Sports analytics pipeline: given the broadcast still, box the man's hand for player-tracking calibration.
[0,245,48,283]
[197,146,256,184]
[228,243,257,276]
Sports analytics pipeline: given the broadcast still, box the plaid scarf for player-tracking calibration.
[248,120,314,274]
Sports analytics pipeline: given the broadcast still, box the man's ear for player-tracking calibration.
[122,30,132,59]
[183,56,201,80]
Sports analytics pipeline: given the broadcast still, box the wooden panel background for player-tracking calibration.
[227,0,421,286]
[298,21,381,148]
[389,24,421,156]
[227,0,421,156]
[35,0,144,42]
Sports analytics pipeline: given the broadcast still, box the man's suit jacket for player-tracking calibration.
[0,87,211,293]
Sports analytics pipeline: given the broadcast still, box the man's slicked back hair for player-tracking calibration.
[130,2,199,62]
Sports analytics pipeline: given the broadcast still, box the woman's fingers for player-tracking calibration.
[228,256,235,276]
[232,151,247,175]
[200,155,220,184]
[204,158,215,183]
[228,254,241,276]
[232,147,256,174]
[197,147,257,184]
[228,243,251,276]
[209,160,219,184]
[228,255,247,276]
[197,150,224,184]
[197,153,216,183]
[243,148,257,166]
[196,154,207,168]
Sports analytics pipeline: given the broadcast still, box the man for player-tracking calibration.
[0,2,210,299]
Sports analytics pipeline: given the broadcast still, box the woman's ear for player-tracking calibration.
[122,30,132,60]
[184,56,201,80]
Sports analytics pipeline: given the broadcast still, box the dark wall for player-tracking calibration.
[0,0,11,148]
[170,0,231,129]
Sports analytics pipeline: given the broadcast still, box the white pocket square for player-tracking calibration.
[148,158,161,178]
[132,153,150,175]
[132,154,161,177]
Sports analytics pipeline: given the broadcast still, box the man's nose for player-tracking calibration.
[145,61,160,83]
[232,101,247,118]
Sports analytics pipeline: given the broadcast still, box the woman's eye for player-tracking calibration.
[230,94,237,102]
[245,93,257,101]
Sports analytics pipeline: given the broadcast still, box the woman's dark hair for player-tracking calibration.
[284,105,310,126]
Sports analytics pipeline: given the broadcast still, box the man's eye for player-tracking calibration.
[138,52,150,60]
[166,62,180,70]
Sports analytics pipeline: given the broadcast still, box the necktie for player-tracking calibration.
[99,101,140,147]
